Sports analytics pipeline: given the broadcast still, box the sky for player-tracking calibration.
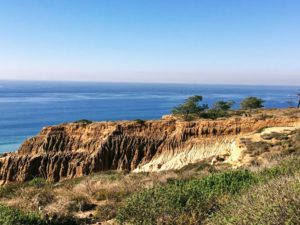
[0,0,299,85]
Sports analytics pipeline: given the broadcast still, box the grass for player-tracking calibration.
[116,170,257,224]
[0,204,44,225]
[1,156,300,224]
[208,173,300,225]
[116,156,300,224]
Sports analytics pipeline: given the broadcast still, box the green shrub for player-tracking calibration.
[240,97,264,109]
[200,109,229,119]
[172,95,208,120]
[0,183,20,198]
[212,100,235,111]
[67,195,96,212]
[27,177,47,188]
[208,174,300,225]
[74,119,93,124]
[134,119,146,125]
[95,203,117,222]
[0,204,44,225]
[116,170,257,224]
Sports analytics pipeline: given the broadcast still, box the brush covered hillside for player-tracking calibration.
[0,108,299,224]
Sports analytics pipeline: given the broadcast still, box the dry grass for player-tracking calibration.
[208,172,300,225]
[0,169,198,223]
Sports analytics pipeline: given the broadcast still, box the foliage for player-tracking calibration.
[74,119,93,124]
[116,170,257,224]
[212,100,235,111]
[172,95,208,120]
[95,203,117,222]
[208,173,300,225]
[0,204,44,225]
[200,109,229,119]
[172,97,237,120]
[240,97,264,109]
[134,119,146,125]
[27,177,47,188]
[117,156,300,224]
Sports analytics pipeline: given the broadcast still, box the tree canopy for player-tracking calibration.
[212,100,235,111]
[171,95,208,119]
[240,97,264,109]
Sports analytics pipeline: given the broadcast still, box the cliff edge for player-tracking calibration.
[0,108,299,184]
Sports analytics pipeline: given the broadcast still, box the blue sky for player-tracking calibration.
[0,0,299,85]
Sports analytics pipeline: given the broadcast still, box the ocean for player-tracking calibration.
[0,80,298,153]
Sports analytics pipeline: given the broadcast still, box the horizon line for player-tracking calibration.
[0,79,300,88]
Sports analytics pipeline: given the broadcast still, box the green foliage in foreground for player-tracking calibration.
[208,174,300,225]
[0,204,79,225]
[117,157,300,225]
[0,205,44,225]
[117,170,257,224]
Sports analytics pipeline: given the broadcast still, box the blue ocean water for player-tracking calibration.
[0,80,299,153]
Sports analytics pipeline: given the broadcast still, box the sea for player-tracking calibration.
[0,80,299,153]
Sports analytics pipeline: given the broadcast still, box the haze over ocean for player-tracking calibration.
[0,80,298,152]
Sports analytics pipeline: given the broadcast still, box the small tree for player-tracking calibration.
[172,95,208,120]
[212,100,235,111]
[240,97,264,109]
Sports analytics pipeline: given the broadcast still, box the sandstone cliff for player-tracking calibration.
[0,109,299,184]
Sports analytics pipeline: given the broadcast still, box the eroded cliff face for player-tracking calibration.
[0,110,299,184]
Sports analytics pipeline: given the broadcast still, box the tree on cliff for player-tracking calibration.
[240,97,264,109]
[172,95,208,120]
[212,100,235,111]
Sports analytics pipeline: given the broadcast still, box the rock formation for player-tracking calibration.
[0,109,299,184]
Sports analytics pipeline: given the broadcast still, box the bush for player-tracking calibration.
[74,119,93,124]
[212,100,235,111]
[208,174,300,225]
[0,204,79,225]
[200,109,229,119]
[172,95,208,120]
[95,203,117,222]
[116,170,257,224]
[67,195,96,212]
[0,204,44,225]
[240,97,264,109]
[27,177,47,188]
[134,119,145,125]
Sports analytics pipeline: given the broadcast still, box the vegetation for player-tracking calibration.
[208,172,300,225]
[172,97,236,120]
[1,143,300,224]
[134,119,146,125]
[117,170,257,224]
[212,100,235,111]
[117,156,300,224]
[0,205,44,225]
[74,119,93,124]
[171,95,208,120]
[240,96,264,109]
[199,108,229,120]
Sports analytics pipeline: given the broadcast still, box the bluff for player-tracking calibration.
[0,109,299,184]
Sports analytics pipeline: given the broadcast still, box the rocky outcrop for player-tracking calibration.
[0,110,299,184]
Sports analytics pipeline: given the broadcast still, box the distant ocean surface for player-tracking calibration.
[0,80,299,153]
